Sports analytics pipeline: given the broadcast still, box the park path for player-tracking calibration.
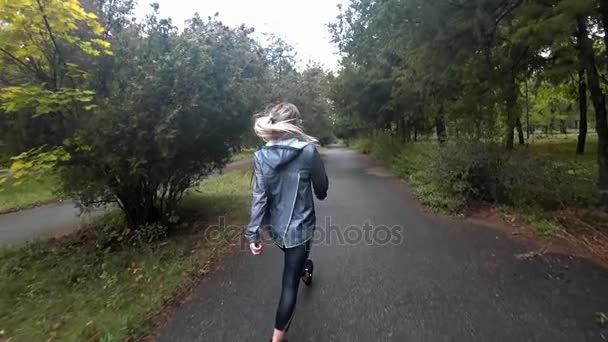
[159,147,608,341]
[0,159,253,246]
[0,201,101,246]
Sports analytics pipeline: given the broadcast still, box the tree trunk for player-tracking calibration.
[505,79,518,150]
[516,115,525,145]
[577,68,588,154]
[399,115,406,143]
[560,120,567,134]
[578,16,608,210]
[599,0,608,73]
[525,79,531,140]
[435,105,447,144]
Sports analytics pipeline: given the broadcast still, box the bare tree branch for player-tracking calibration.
[36,0,67,88]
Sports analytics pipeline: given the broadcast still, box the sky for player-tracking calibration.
[134,0,348,70]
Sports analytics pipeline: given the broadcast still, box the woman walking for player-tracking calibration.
[245,102,329,342]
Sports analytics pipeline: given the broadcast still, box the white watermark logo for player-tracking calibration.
[204,216,405,251]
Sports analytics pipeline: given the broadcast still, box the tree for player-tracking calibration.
[261,37,334,144]
[57,12,269,228]
[329,0,608,209]
[264,33,298,85]
[577,64,588,154]
[2,2,271,229]
[0,0,112,181]
[288,64,335,144]
[577,14,608,210]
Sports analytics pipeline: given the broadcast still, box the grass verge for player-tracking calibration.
[0,175,61,213]
[0,147,254,215]
[0,170,252,341]
[351,134,601,238]
[230,148,256,162]
[352,137,461,213]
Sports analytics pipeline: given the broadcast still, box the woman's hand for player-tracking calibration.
[249,242,264,256]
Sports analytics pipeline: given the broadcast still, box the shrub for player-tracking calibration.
[85,210,173,248]
[318,134,337,146]
[431,142,574,209]
[129,223,169,245]
[368,133,403,164]
[85,211,130,249]
[353,132,403,162]
[54,16,268,230]
[353,137,374,154]
[352,135,462,213]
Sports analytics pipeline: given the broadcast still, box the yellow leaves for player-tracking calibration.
[66,0,82,12]
[81,42,101,56]
[0,175,8,187]
[80,39,114,56]
[8,146,70,181]
[91,39,111,49]
[0,86,97,116]
[9,159,30,177]
[90,22,106,36]
[0,0,113,71]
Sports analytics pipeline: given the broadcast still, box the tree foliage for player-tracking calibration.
[57,12,270,227]
[1,1,334,231]
[257,36,335,145]
[0,0,112,168]
[330,0,608,209]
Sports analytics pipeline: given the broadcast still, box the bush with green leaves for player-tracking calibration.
[354,133,404,163]
[431,142,574,209]
[1,1,337,234]
[55,14,268,229]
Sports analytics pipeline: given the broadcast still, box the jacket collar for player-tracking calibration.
[266,137,309,150]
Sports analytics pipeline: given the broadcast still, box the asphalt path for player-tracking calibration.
[158,147,608,341]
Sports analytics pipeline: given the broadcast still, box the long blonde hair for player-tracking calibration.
[254,102,318,143]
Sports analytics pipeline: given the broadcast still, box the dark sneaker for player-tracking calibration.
[302,259,313,286]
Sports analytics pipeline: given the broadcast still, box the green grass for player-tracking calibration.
[352,136,461,213]
[527,135,598,208]
[534,219,562,236]
[230,148,256,162]
[0,148,254,214]
[352,133,600,236]
[0,170,252,341]
[497,205,562,236]
[0,174,61,213]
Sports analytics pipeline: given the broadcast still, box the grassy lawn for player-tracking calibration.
[0,149,254,215]
[0,170,252,341]
[525,135,598,208]
[0,175,61,213]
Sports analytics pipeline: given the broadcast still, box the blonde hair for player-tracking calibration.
[254,102,318,143]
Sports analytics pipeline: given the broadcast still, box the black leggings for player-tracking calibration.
[275,240,311,331]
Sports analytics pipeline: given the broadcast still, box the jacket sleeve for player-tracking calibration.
[311,146,329,200]
[245,154,268,243]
